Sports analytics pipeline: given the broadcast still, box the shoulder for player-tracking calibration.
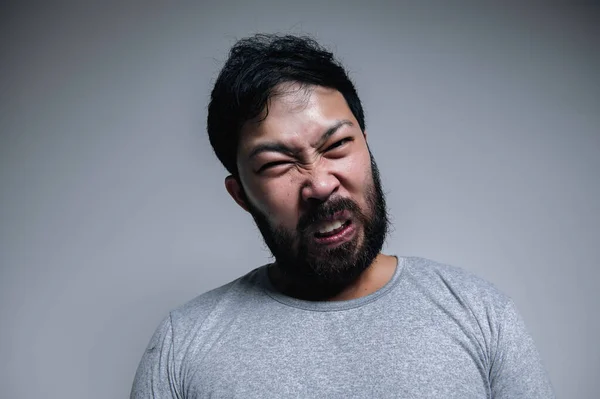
[168,266,267,334]
[399,256,512,317]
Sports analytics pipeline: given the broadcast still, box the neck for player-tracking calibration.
[268,253,398,301]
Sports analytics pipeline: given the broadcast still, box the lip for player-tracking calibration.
[323,210,352,222]
[312,220,356,247]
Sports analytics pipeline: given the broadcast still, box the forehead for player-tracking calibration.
[239,84,356,150]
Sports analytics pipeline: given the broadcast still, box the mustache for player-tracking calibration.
[297,197,365,233]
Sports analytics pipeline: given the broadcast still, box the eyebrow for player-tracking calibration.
[247,119,354,160]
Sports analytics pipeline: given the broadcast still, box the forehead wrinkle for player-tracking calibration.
[242,85,352,160]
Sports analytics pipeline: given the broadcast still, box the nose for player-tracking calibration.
[300,167,340,204]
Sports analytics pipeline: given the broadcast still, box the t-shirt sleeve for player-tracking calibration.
[130,314,181,399]
[489,300,555,398]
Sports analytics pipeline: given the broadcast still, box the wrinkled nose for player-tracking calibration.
[300,168,340,204]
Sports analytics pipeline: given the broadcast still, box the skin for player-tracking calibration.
[225,84,397,301]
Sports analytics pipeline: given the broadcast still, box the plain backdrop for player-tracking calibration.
[1,2,598,398]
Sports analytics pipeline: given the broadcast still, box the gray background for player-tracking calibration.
[1,2,598,398]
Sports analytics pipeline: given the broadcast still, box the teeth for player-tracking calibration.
[317,220,343,234]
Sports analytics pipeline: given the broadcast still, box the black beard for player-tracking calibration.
[244,154,389,300]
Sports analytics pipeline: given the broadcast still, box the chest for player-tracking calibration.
[179,308,491,398]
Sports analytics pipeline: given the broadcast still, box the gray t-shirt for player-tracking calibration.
[131,257,554,398]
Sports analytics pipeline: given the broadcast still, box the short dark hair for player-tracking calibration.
[207,34,366,176]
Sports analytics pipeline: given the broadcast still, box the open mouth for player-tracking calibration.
[312,217,356,246]
[314,219,352,238]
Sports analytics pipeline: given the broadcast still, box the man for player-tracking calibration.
[131,34,554,398]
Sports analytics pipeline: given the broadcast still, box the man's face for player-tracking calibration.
[231,84,388,294]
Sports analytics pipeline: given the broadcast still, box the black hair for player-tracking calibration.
[207,34,365,176]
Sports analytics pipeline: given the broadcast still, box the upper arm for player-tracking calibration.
[489,300,555,398]
[131,314,181,399]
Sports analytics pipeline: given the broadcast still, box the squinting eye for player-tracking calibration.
[258,160,290,173]
[326,138,352,152]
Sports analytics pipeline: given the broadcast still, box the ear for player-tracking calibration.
[225,175,250,213]
[362,130,368,141]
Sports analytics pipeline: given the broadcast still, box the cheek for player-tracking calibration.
[339,150,373,199]
[245,178,300,229]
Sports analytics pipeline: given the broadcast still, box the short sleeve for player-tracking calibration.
[130,314,181,399]
[489,300,555,398]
